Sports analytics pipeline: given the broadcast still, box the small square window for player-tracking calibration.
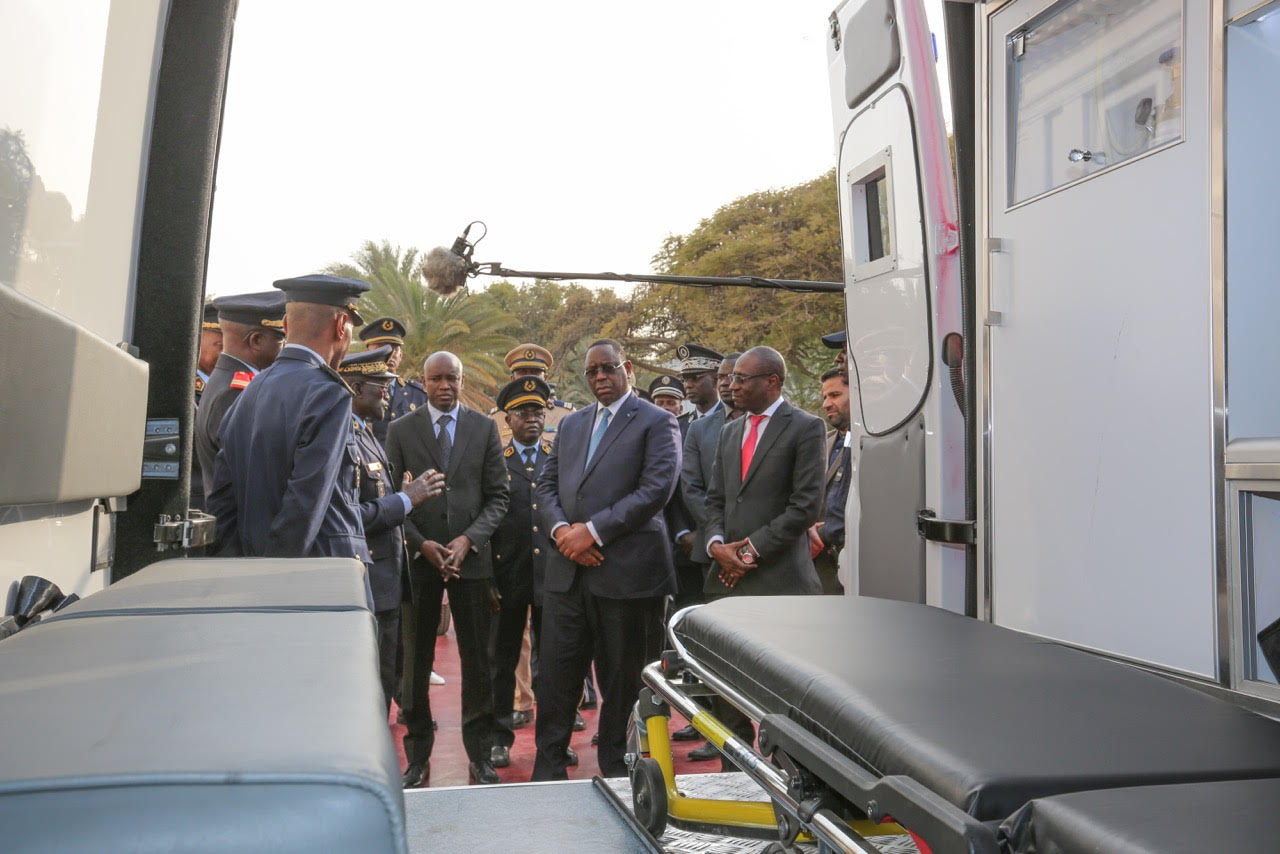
[847,150,897,281]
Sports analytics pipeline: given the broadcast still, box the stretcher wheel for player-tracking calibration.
[630,757,668,838]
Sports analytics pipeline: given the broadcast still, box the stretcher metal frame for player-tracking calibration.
[627,607,1001,854]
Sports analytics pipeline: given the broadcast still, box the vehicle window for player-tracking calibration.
[1005,0,1182,206]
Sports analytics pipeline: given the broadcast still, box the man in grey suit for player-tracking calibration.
[705,345,825,597]
[386,351,510,788]
[532,338,681,780]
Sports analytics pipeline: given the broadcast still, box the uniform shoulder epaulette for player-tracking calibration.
[504,445,515,457]
[541,441,553,454]
[194,375,205,393]
[406,379,425,392]
[229,370,254,391]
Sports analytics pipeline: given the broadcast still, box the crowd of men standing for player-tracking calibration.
[193,273,855,788]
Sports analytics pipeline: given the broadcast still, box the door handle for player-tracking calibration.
[986,238,1008,326]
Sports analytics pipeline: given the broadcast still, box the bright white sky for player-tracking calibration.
[207,0,948,296]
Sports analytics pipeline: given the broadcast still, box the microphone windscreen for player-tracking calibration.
[423,246,470,296]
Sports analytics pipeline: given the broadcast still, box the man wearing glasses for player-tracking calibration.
[207,274,371,563]
[531,339,681,781]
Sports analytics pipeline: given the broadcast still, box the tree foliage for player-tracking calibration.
[325,240,518,410]
[631,168,844,409]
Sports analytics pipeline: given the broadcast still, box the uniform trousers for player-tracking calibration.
[374,607,400,712]
[403,570,498,765]
[532,572,664,780]
[490,603,542,749]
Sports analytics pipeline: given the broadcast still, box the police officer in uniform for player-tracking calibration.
[194,291,287,503]
[359,317,427,445]
[340,346,446,709]
[207,274,372,561]
[649,374,701,616]
[488,344,574,444]
[195,302,222,405]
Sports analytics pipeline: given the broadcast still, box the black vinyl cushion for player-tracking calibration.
[675,597,1280,821]
[1000,778,1280,854]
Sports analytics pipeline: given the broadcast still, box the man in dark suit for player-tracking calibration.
[532,338,681,780]
[340,347,445,710]
[195,291,287,502]
[386,351,509,788]
[207,275,371,562]
[358,318,428,445]
[811,367,852,595]
[705,345,825,597]
[487,376,557,771]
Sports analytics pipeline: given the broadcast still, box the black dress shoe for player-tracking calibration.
[510,709,533,729]
[672,723,700,741]
[688,742,720,761]
[564,747,579,767]
[469,760,500,785]
[573,711,586,731]
[490,745,511,768]
[402,761,429,788]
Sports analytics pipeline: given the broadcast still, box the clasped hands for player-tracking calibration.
[553,522,603,567]
[419,534,472,581]
[709,538,756,590]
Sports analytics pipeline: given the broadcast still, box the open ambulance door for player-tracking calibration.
[826,0,969,613]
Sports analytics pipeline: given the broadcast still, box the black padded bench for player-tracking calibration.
[0,558,404,853]
[671,597,1280,850]
[1000,778,1280,854]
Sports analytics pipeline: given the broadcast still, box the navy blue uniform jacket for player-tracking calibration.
[491,440,552,607]
[353,414,412,611]
[208,346,369,563]
[535,392,681,599]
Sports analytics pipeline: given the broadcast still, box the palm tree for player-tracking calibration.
[326,240,518,409]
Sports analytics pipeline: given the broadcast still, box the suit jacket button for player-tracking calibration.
[533,548,541,555]
[532,525,539,532]
[532,503,537,510]
[736,496,743,503]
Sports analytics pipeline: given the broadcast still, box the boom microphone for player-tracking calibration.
[422,224,477,296]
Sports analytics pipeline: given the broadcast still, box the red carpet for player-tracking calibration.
[390,627,721,787]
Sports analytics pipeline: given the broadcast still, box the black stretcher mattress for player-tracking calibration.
[1000,778,1280,854]
[674,597,1280,821]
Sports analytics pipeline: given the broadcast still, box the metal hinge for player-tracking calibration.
[154,511,216,550]
[917,509,976,545]
[828,13,841,51]
[1010,29,1027,59]
[142,418,181,479]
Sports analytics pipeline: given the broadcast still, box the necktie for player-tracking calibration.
[523,448,536,468]
[436,413,453,470]
[740,414,765,482]
[586,407,611,465]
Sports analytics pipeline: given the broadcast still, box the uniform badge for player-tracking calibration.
[382,319,395,331]
[524,379,536,391]
[230,370,253,391]
[677,345,690,360]
[541,441,552,454]
[194,375,205,393]
[524,348,535,360]
[504,446,515,457]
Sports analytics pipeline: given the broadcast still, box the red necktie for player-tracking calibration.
[741,414,765,481]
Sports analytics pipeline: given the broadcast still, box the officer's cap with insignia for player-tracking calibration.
[677,343,723,375]
[821,330,848,349]
[359,317,407,348]
[505,343,554,373]
[202,302,221,331]
[497,376,551,411]
[272,274,371,325]
[212,291,287,330]
[338,345,397,381]
[648,375,685,400]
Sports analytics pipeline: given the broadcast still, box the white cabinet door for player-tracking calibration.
[985,0,1217,675]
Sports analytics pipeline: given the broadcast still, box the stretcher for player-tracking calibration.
[631,597,1280,853]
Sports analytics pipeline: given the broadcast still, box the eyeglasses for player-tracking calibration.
[583,362,623,378]
[729,372,773,384]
